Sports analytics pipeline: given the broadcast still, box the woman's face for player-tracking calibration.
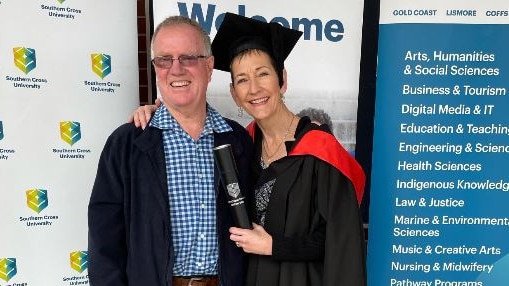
[229,50,287,121]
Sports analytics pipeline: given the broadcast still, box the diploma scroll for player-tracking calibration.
[213,144,252,229]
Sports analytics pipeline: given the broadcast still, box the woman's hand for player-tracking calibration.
[127,98,162,129]
[230,223,273,255]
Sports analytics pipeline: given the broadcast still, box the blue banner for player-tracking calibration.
[368,4,509,286]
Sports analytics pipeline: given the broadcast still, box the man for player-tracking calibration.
[296,107,333,131]
[88,16,253,286]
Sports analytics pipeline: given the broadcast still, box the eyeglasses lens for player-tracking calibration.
[152,55,203,69]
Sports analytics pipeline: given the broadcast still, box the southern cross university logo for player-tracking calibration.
[0,258,17,282]
[13,47,36,74]
[57,0,66,3]
[0,121,4,141]
[60,121,81,146]
[91,53,111,79]
[70,251,88,273]
[227,183,241,198]
[26,189,49,213]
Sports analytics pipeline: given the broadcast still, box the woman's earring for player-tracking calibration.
[237,107,244,117]
[281,94,286,103]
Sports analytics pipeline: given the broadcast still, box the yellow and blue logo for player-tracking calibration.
[0,258,17,282]
[70,251,88,273]
[60,121,81,146]
[0,121,3,141]
[26,189,49,213]
[13,47,36,74]
[57,0,66,3]
[91,53,111,79]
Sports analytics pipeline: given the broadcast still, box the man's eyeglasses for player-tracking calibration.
[151,55,208,69]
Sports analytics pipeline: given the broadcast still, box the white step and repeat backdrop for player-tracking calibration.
[151,0,366,152]
[0,0,139,285]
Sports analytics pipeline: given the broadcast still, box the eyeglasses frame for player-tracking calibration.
[151,55,208,69]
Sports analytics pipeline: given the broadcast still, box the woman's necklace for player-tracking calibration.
[262,115,296,164]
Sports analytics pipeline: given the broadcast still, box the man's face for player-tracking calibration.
[152,24,214,112]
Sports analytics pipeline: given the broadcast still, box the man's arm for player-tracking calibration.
[88,134,129,286]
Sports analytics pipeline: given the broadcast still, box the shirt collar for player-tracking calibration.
[150,103,233,134]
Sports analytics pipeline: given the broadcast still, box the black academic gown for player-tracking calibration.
[245,118,367,286]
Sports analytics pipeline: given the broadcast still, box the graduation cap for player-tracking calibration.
[212,12,303,85]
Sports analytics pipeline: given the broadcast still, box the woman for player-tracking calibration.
[132,13,366,286]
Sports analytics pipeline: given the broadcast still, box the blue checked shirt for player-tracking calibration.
[150,104,232,276]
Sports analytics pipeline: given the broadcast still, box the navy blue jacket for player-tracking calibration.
[88,119,253,286]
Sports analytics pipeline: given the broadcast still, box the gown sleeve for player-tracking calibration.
[316,159,367,286]
[271,218,325,261]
